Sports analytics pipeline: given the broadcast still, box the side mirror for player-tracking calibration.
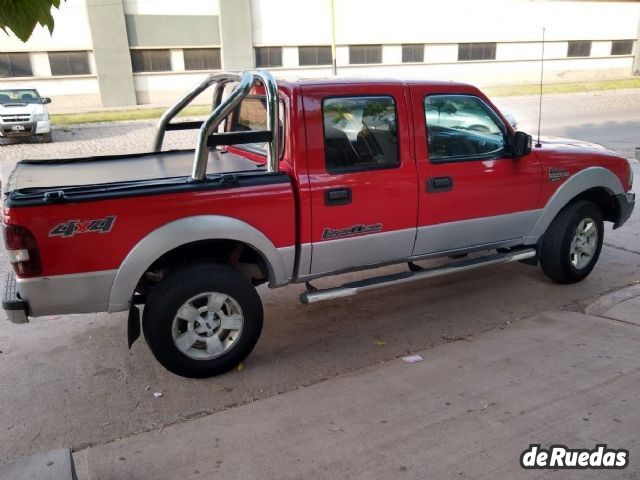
[513,131,532,157]
[42,97,51,104]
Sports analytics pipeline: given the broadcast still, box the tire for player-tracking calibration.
[142,263,263,378]
[539,200,604,284]
[40,132,52,143]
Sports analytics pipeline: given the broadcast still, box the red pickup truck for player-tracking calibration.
[2,70,635,377]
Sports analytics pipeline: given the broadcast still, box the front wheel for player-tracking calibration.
[39,132,52,143]
[142,263,263,378]
[539,200,604,284]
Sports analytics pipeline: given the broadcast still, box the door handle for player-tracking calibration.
[426,176,453,193]
[324,187,352,206]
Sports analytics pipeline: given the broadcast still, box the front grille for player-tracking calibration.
[1,114,31,123]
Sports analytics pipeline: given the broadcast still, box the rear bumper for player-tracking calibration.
[613,191,635,229]
[3,271,29,323]
[2,269,116,320]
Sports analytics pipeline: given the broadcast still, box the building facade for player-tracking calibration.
[1,0,639,110]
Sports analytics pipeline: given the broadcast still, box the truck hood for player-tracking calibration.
[535,135,626,159]
[0,103,44,118]
[536,136,608,151]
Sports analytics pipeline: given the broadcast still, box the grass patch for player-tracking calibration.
[485,77,640,97]
[51,105,210,126]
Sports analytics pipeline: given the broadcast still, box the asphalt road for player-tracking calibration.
[0,88,638,469]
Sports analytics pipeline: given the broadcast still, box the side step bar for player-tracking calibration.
[300,248,536,304]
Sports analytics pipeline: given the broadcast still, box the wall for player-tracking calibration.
[1,0,639,110]
[250,0,640,85]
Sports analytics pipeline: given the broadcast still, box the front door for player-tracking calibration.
[409,88,542,256]
[302,83,419,275]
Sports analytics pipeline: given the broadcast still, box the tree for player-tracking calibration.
[0,0,65,42]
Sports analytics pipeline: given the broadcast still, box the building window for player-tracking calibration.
[611,40,634,56]
[0,53,33,78]
[130,49,171,73]
[184,48,221,71]
[298,46,332,66]
[349,45,382,65]
[48,51,91,76]
[402,44,424,63]
[323,96,399,173]
[567,41,591,57]
[255,47,282,68]
[457,43,496,61]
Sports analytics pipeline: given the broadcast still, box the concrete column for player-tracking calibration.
[171,49,185,72]
[85,0,137,107]
[384,45,402,64]
[282,47,299,68]
[31,53,52,77]
[634,14,640,76]
[219,0,254,71]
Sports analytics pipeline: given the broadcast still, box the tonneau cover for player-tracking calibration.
[6,149,263,193]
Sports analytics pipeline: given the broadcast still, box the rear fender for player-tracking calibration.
[108,215,293,312]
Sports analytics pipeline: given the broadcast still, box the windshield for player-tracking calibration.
[0,89,42,105]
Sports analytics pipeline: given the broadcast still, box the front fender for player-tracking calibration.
[108,215,293,312]
[526,166,624,243]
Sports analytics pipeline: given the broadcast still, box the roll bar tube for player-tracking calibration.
[152,70,280,182]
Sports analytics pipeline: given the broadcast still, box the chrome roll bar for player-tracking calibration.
[152,70,280,182]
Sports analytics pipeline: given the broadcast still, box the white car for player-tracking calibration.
[0,88,52,143]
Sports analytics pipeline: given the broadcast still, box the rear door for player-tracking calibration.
[409,86,542,256]
[302,83,418,275]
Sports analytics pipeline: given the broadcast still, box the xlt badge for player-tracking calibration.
[548,168,569,182]
[322,223,383,240]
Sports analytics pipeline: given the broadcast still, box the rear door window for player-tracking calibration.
[323,96,399,173]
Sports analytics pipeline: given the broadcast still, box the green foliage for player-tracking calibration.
[0,0,63,42]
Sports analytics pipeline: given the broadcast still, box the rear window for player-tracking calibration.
[227,96,284,157]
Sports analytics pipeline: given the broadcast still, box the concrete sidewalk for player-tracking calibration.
[74,303,640,480]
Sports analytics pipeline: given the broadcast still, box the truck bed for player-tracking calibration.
[5,149,264,194]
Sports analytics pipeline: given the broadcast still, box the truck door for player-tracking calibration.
[302,83,419,276]
[409,86,542,256]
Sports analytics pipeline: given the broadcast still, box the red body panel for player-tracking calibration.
[4,183,296,276]
[533,141,631,207]
[408,83,543,226]
[302,83,419,242]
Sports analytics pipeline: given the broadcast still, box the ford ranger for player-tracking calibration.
[1,70,635,377]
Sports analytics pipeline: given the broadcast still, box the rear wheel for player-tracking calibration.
[539,200,603,284]
[142,263,263,378]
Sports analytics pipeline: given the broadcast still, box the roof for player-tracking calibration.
[275,76,474,89]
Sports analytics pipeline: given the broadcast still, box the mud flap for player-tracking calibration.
[127,304,141,349]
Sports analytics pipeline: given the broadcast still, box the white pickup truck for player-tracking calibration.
[0,87,52,143]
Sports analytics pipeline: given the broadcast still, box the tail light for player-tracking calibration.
[3,224,42,277]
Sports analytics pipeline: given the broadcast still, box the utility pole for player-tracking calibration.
[330,0,337,76]
[634,13,640,75]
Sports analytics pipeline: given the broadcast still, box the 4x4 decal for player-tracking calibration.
[49,216,116,238]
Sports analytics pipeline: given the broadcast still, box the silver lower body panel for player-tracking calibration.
[17,270,117,317]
